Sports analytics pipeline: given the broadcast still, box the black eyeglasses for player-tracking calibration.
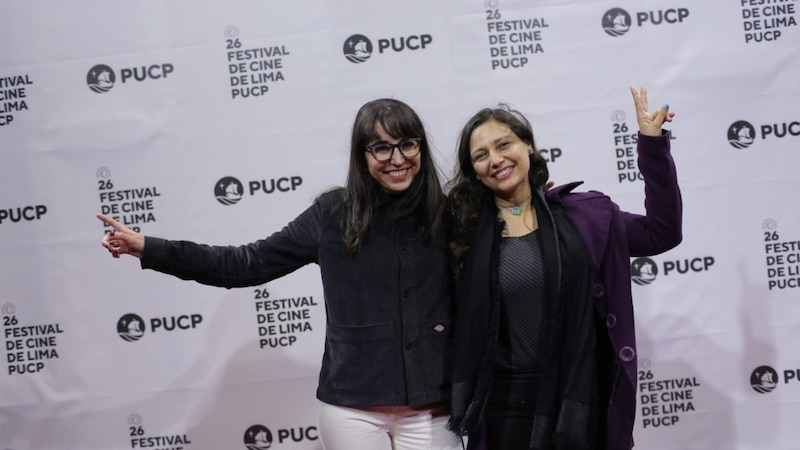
[365,137,423,162]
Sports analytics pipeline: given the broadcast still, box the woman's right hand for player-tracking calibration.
[97,214,145,259]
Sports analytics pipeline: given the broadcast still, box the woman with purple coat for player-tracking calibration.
[446,87,682,449]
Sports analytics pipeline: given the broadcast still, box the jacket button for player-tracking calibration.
[405,343,413,351]
[606,314,617,329]
[593,283,605,298]
[619,346,636,362]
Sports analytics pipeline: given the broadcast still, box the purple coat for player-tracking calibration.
[450,131,682,450]
[545,131,682,448]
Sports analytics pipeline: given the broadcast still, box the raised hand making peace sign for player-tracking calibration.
[631,85,675,137]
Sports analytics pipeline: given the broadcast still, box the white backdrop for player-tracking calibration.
[1,0,799,449]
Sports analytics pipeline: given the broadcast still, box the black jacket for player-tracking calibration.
[141,189,454,407]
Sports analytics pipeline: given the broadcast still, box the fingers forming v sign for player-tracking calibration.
[630,86,674,137]
[97,213,145,259]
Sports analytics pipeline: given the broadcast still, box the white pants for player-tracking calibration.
[318,401,464,450]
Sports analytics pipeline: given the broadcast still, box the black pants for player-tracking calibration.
[484,370,541,449]
[483,372,604,450]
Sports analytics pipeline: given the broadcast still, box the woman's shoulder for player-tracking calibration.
[314,187,346,207]
[547,182,608,203]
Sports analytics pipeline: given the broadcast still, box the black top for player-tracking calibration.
[496,230,546,371]
[140,189,453,407]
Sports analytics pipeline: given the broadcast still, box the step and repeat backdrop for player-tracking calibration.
[1,0,799,449]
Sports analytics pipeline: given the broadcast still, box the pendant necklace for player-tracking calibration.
[498,198,531,216]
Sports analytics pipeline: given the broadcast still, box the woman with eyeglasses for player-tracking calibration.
[445,87,682,449]
[97,98,462,450]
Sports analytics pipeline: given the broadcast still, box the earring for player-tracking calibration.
[529,147,534,155]
[475,174,481,181]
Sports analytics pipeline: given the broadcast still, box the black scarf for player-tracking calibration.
[449,189,597,449]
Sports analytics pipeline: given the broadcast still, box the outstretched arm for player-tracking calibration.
[96,200,322,288]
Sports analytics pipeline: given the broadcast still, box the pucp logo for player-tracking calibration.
[87,64,116,93]
[728,119,800,149]
[117,313,146,342]
[244,425,273,449]
[728,120,756,149]
[602,8,632,36]
[215,176,245,205]
[751,365,779,394]
[343,34,373,63]
[243,423,318,448]
[631,257,658,285]
[116,313,203,341]
[214,175,303,206]
[86,63,174,93]
[632,256,715,285]
[0,205,48,225]
[602,7,689,37]
[342,32,432,63]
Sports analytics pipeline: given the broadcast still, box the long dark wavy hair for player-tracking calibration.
[343,98,445,253]
[446,105,549,275]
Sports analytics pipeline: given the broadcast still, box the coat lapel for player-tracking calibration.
[546,183,612,272]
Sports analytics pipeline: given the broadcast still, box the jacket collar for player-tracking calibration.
[545,181,584,202]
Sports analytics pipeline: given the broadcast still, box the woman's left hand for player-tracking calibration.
[630,86,675,137]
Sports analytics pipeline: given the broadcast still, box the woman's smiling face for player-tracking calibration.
[365,122,422,194]
[470,119,531,200]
